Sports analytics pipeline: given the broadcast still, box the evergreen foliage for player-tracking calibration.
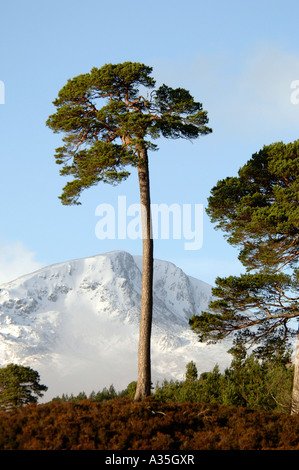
[0,364,48,410]
[185,360,198,382]
[52,354,294,414]
[46,61,212,206]
[205,140,299,270]
[153,352,293,413]
[53,385,118,403]
[190,140,299,351]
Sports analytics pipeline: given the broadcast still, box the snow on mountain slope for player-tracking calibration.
[0,250,232,401]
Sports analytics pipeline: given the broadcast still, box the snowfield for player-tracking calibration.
[0,250,233,401]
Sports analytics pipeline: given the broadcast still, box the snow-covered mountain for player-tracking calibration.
[0,250,233,402]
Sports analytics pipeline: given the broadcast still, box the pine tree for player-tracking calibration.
[190,140,299,412]
[46,62,212,400]
[185,361,198,382]
[0,364,48,410]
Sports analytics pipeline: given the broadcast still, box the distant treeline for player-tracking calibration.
[52,347,294,414]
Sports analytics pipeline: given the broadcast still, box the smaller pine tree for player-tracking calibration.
[0,364,48,410]
[185,361,198,382]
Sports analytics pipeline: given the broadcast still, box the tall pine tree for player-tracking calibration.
[47,62,212,400]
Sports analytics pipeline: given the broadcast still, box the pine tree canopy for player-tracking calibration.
[190,140,299,349]
[206,140,299,270]
[46,62,212,205]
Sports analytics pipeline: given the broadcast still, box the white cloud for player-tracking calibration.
[0,241,43,284]
[221,44,299,134]
[154,44,299,140]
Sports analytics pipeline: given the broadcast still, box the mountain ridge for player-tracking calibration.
[0,250,232,401]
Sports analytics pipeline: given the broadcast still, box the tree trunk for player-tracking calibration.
[291,330,299,414]
[134,145,153,401]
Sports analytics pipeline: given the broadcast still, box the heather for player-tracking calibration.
[1,398,299,450]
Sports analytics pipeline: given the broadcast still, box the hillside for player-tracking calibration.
[0,398,299,450]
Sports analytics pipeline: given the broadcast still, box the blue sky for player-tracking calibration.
[1,0,299,285]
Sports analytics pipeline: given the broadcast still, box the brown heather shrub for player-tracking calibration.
[0,397,299,450]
